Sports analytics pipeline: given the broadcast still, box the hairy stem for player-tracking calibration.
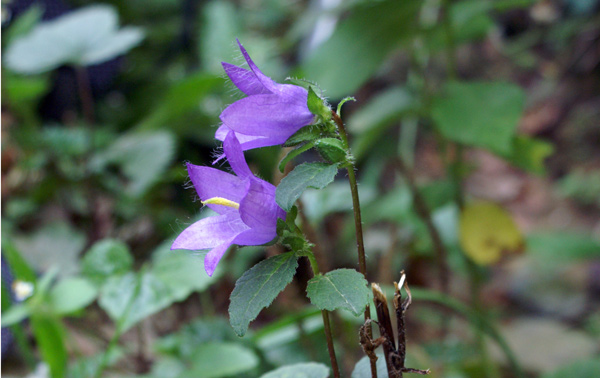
[332,110,377,378]
[306,252,341,378]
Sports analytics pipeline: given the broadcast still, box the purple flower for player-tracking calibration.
[171,132,286,276]
[217,40,315,151]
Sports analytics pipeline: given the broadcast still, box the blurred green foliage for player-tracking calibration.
[2,0,599,377]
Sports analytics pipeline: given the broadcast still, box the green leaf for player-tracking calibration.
[81,239,133,285]
[283,126,323,147]
[98,271,173,332]
[199,1,242,73]
[49,277,98,315]
[261,362,330,378]
[527,232,600,261]
[91,131,175,196]
[306,269,371,316]
[502,136,554,175]
[138,74,224,130]
[542,358,600,378]
[151,245,220,301]
[315,138,347,164]
[307,87,331,120]
[1,304,30,327]
[276,163,338,211]
[1,239,37,282]
[229,252,299,337]
[303,0,421,98]
[4,5,144,74]
[30,315,67,378]
[4,5,43,44]
[13,222,86,278]
[278,141,318,173]
[180,342,259,378]
[431,81,525,155]
[348,87,418,160]
[3,73,49,104]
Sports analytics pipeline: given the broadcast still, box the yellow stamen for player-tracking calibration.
[202,197,240,209]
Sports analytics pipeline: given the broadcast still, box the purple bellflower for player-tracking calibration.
[171,132,286,276]
[217,40,315,151]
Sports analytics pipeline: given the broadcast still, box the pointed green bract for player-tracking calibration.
[307,86,331,121]
[276,163,338,211]
[229,252,299,336]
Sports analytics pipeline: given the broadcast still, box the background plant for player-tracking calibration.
[2,0,600,377]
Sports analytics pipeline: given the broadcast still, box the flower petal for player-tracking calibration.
[233,227,277,246]
[204,239,235,276]
[236,39,280,94]
[220,94,314,139]
[222,62,271,96]
[171,213,248,251]
[223,132,253,178]
[187,163,246,214]
[239,178,285,231]
[216,125,290,151]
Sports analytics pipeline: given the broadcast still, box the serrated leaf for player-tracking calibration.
[181,342,259,378]
[459,201,524,265]
[306,269,371,316]
[276,163,338,211]
[49,277,98,315]
[81,239,133,285]
[4,5,144,74]
[261,362,330,378]
[229,252,299,336]
[431,81,525,155]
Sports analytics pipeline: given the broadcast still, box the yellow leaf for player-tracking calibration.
[459,201,524,265]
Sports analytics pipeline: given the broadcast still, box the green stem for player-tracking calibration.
[94,275,141,378]
[306,251,341,378]
[331,110,377,378]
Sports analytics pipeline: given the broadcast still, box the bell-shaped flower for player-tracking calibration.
[217,40,315,151]
[171,132,286,276]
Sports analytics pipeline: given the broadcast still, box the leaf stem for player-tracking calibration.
[306,251,341,378]
[331,109,377,378]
